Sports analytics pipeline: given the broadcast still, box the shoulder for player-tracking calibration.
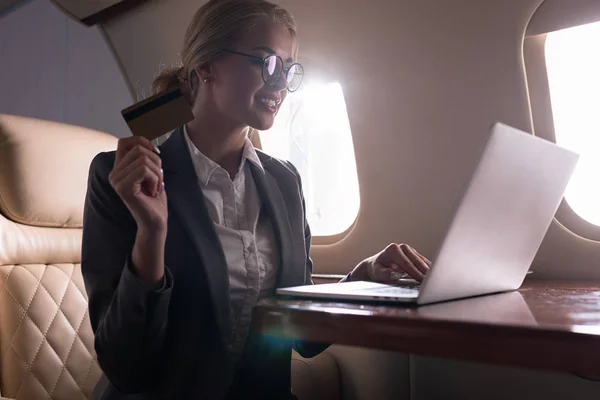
[86,151,117,192]
[89,151,116,178]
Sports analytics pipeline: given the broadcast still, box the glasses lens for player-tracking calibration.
[286,63,304,92]
[263,55,282,84]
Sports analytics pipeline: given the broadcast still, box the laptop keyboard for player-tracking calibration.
[356,284,420,294]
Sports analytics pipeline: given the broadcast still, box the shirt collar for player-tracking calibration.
[183,125,264,185]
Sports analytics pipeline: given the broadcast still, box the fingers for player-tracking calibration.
[370,262,402,283]
[109,146,163,198]
[375,243,432,282]
[112,158,163,198]
[115,136,160,166]
[114,142,161,174]
[113,144,162,177]
[380,244,425,281]
[400,244,429,274]
[412,248,432,266]
[396,246,426,281]
[112,152,162,186]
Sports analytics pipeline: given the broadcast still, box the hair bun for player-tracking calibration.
[151,66,184,96]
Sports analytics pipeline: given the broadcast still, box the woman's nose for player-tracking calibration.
[272,70,289,91]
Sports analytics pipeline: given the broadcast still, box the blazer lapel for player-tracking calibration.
[250,161,304,288]
[160,128,232,344]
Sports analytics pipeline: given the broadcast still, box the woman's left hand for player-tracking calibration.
[349,243,431,283]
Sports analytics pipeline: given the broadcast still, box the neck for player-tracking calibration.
[185,110,249,178]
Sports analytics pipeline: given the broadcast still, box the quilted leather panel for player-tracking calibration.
[0,264,101,399]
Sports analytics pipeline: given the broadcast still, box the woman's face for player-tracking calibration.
[206,19,296,131]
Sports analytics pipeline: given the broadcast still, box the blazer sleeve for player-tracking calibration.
[81,152,173,393]
[285,161,332,358]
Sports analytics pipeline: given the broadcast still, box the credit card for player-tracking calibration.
[121,87,194,141]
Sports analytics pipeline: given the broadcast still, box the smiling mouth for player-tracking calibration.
[256,96,281,113]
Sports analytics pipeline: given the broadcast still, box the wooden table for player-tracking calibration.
[252,279,600,376]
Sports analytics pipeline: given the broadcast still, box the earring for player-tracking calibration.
[203,78,210,83]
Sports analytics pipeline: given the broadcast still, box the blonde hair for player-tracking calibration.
[151,0,297,103]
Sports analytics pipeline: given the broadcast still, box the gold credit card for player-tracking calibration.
[121,87,194,141]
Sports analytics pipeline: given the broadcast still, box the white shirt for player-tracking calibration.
[183,127,279,355]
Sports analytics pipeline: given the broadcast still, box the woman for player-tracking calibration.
[82,0,430,398]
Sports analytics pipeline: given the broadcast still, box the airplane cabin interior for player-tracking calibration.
[1,0,600,399]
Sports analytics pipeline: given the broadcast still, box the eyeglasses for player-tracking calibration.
[220,49,304,92]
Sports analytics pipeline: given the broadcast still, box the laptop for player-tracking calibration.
[277,122,579,306]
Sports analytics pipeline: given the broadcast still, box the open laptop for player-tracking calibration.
[277,122,579,306]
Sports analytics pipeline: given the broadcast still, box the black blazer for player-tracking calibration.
[82,127,328,399]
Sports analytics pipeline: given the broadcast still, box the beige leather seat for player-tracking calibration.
[0,114,340,400]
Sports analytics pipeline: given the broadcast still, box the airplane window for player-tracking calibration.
[259,82,360,237]
[545,21,600,227]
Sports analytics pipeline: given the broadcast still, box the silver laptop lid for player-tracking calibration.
[417,123,579,305]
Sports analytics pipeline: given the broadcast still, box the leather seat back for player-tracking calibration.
[0,114,117,400]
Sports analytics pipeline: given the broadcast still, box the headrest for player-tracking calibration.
[0,114,118,228]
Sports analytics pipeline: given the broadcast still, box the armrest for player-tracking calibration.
[291,349,341,400]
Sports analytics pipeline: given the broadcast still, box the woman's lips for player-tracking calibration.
[256,95,281,113]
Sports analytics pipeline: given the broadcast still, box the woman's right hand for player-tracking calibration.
[108,136,167,233]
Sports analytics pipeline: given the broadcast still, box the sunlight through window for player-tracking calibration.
[546,21,600,226]
[259,82,360,236]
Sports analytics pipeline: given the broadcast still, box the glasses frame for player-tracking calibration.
[220,48,304,92]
